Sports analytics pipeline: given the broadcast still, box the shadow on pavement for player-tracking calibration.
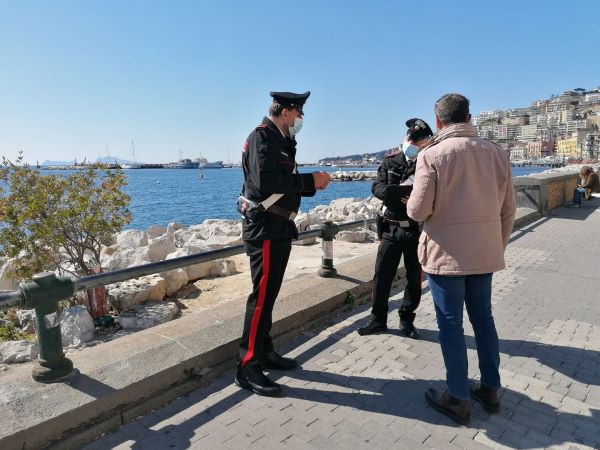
[85,302,600,450]
[416,329,600,387]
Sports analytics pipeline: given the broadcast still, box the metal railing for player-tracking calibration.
[0,218,374,382]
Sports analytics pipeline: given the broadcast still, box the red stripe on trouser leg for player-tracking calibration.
[241,240,271,366]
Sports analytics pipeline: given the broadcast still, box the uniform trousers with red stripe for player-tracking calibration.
[238,239,292,367]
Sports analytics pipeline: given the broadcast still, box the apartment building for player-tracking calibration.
[494,124,519,140]
[558,120,587,137]
[556,132,587,159]
[518,124,541,141]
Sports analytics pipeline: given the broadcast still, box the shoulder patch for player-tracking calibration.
[256,123,268,130]
[386,150,402,158]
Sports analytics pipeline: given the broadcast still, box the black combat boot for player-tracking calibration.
[357,317,388,336]
[259,351,298,371]
[235,363,282,397]
[400,313,421,339]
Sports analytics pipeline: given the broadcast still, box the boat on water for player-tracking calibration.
[164,158,199,169]
[196,157,223,169]
[121,140,142,169]
[165,150,199,169]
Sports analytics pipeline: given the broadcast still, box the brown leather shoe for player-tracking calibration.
[425,388,470,425]
[469,382,500,413]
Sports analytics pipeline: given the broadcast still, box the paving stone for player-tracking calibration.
[83,207,600,450]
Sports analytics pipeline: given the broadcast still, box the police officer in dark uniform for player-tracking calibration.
[235,91,331,396]
[357,118,433,338]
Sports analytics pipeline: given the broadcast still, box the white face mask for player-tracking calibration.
[403,142,420,159]
[289,117,303,138]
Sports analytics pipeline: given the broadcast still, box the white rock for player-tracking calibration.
[17,309,36,333]
[101,247,151,271]
[106,274,166,311]
[148,237,177,262]
[166,248,214,281]
[173,228,199,247]
[116,229,148,249]
[147,224,167,239]
[337,230,368,243]
[181,238,211,252]
[100,244,119,256]
[60,305,95,347]
[118,301,179,330]
[160,268,189,297]
[293,236,318,246]
[0,259,20,291]
[166,222,185,237]
[209,259,237,277]
[0,340,39,364]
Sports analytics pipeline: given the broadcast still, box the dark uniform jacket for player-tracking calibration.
[241,117,316,241]
[372,150,417,226]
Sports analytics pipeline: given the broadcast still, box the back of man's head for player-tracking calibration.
[435,93,470,125]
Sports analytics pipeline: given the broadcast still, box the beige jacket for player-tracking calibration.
[406,123,516,275]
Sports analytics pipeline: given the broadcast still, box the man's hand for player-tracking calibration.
[400,196,410,205]
[312,171,332,190]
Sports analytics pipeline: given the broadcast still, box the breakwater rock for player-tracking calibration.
[330,170,377,181]
[0,197,381,355]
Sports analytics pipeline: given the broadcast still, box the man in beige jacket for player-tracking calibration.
[407,93,516,424]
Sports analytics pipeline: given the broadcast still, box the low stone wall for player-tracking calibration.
[514,170,580,213]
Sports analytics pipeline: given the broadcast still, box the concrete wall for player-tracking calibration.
[514,171,580,213]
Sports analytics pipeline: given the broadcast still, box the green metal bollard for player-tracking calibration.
[19,272,75,383]
[318,221,338,278]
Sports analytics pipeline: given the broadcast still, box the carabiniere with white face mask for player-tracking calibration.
[357,117,433,340]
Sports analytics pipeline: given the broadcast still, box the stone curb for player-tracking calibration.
[0,210,539,449]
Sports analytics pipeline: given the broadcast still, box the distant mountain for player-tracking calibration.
[40,156,138,166]
[40,160,74,166]
[96,156,137,164]
[318,148,396,164]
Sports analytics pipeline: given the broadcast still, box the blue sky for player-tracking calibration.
[1,0,599,164]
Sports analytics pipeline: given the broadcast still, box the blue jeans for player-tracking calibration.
[573,187,586,205]
[427,273,500,400]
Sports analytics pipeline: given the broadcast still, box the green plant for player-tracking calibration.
[0,324,34,342]
[0,152,131,279]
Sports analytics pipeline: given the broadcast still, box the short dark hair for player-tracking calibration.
[269,102,286,117]
[434,93,470,124]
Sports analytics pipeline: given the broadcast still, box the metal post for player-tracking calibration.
[19,272,75,383]
[318,221,338,278]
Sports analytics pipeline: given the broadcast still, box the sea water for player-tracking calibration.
[118,165,548,230]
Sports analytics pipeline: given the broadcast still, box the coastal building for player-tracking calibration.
[508,146,526,160]
[585,114,600,130]
[582,133,600,160]
[556,132,587,159]
[558,120,587,137]
[560,110,574,124]
[473,109,504,126]
[493,124,519,140]
[585,93,600,103]
[477,126,494,140]
[502,116,529,126]
[525,139,555,159]
[472,86,600,162]
[517,124,542,141]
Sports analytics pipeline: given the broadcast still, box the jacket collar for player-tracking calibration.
[427,122,477,148]
[263,117,296,147]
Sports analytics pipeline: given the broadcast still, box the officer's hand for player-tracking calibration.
[313,171,331,190]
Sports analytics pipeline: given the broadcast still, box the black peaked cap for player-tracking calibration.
[270,91,311,114]
[405,118,434,141]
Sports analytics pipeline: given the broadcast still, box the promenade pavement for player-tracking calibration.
[83,203,600,450]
